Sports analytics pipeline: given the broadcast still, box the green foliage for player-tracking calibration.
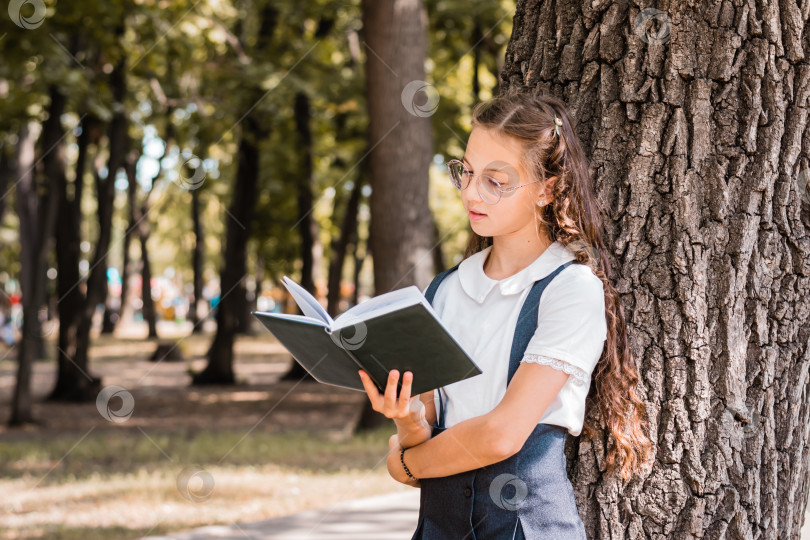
[0,0,515,292]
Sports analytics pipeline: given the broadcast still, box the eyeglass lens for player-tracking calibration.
[447,161,502,204]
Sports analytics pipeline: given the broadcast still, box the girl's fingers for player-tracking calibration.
[358,370,382,409]
[383,369,400,410]
[398,371,413,410]
[360,368,417,419]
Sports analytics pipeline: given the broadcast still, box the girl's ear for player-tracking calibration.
[539,175,558,201]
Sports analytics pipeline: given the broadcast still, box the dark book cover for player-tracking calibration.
[252,303,482,396]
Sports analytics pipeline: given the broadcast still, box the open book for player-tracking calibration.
[252,276,482,396]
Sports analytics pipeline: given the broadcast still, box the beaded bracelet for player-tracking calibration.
[400,447,418,481]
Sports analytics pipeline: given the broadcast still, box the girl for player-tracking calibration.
[359,92,654,539]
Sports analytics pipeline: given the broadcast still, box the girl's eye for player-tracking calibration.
[484,176,502,190]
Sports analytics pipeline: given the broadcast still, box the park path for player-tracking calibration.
[144,487,810,539]
[143,489,421,539]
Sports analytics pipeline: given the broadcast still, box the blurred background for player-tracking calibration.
[0,0,515,538]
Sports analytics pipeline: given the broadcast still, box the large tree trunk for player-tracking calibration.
[359,0,435,431]
[502,1,810,537]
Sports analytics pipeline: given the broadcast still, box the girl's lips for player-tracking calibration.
[468,209,487,221]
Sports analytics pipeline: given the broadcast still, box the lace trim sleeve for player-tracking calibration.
[521,353,589,386]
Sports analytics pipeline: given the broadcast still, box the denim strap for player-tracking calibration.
[423,258,577,428]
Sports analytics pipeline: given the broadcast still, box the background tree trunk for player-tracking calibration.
[195,4,277,385]
[135,127,165,341]
[138,214,158,339]
[196,113,264,385]
[352,228,366,306]
[502,1,810,537]
[49,47,128,402]
[100,299,117,334]
[190,187,205,332]
[118,148,137,328]
[11,116,57,426]
[294,91,318,301]
[280,91,320,382]
[53,112,101,407]
[0,143,12,227]
[358,0,435,431]
[326,171,362,317]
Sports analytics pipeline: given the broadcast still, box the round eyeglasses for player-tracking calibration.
[445,159,543,204]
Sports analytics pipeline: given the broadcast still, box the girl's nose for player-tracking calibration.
[461,177,485,205]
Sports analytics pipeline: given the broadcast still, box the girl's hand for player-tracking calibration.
[387,434,420,488]
[358,368,426,428]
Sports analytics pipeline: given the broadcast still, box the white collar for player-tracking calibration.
[457,241,576,304]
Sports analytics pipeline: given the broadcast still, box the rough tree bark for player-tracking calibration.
[359,0,436,431]
[362,0,436,294]
[502,1,810,538]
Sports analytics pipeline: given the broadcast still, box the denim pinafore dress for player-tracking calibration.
[411,259,587,540]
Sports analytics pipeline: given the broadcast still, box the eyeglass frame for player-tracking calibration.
[445,158,544,204]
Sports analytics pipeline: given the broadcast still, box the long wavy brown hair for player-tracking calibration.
[463,92,654,481]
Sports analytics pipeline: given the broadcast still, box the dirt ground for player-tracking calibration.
[0,322,367,437]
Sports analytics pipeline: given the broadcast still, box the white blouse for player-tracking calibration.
[424,241,608,437]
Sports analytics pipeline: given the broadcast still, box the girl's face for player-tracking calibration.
[460,127,546,238]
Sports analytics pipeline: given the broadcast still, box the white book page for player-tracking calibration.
[333,285,433,330]
[281,276,334,326]
[252,312,329,327]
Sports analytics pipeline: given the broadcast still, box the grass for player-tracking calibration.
[0,424,394,479]
[0,424,405,540]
